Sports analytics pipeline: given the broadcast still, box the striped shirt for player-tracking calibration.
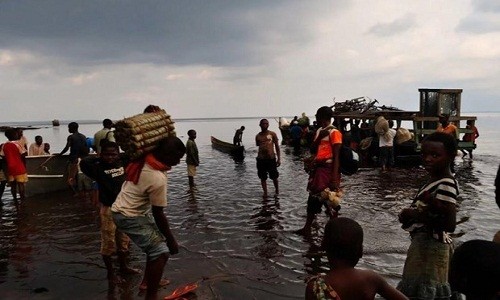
[406,177,459,244]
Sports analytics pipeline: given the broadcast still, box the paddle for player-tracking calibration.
[34,155,56,172]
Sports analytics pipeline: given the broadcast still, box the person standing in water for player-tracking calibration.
[397,132,459,299]
[185,129,199,189]
[255,119,281,197]
[233,126,245,146]
[295,106,342,236]
[112,136,185,299]
[80,141,140,285]
[0,128,28,200]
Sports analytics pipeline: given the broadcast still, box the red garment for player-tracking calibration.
[2,142,26,176]
[315,129,342,161]
[125,153,171,184]
[463,125,479,142]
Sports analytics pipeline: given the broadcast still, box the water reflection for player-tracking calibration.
[251,197,283,259]
[0,140,498,299]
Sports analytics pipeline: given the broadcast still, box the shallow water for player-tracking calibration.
[1,114,499,299]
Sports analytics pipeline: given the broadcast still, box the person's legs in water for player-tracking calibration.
[260,179,268,197]
[272,178,279,196]
[18,182,26,200]
[10,180,17,200]
[268,160,280,196]
[115,230,141,275]
[295,195,321,236]
[0,180,6,201]
[145,253,168,300]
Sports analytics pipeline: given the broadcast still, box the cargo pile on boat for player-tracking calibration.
[114,109,176,160]
[332,97,402,114]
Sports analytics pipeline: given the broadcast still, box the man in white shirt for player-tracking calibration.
[112,136,185,299]
[379,119,397,171]
[94,118,115,155]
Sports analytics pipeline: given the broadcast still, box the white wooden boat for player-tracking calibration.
[25,155,70,197]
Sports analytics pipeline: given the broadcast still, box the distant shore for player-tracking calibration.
[0,125,44,132]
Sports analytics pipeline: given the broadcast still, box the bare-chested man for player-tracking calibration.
[255,119,281,197]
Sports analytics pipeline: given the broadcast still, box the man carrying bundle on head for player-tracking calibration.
[112,136,185,299]
[111,105,182,299]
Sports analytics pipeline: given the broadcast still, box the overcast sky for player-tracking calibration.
[1,0,499,122]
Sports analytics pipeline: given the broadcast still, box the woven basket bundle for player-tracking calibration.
[114,109,176,159]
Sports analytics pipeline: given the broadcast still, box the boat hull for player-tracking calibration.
[211,136,245,158]
[25,155,71,197]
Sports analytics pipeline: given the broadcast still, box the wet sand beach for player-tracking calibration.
[1,115,499,299]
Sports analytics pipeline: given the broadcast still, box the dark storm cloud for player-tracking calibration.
[0,0,328,67]
[456,0,500,33]
[367,14,416,37]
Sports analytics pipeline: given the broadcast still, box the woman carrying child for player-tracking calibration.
[397,132,459,299]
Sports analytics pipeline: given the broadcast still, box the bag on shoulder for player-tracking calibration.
[326,128,359,176]
[339,145,359,176]
[100,130,113,147]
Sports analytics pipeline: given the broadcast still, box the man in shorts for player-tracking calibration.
[80,142,140,284]
[57,122,89,193]
[112,136,186,299]
[255,119,281,197]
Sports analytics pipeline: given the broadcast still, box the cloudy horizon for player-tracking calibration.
[1,0,499,122]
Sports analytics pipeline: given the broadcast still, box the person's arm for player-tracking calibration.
[374,272,409,300]
[152,206,179,254]
[331,143,341,190]
[399,188,457,232]
[255,134,259,147]
[273,133,281,167]
[21,149,27,166]
[28,144,34,156]
[496,165,500,209]
[474,126,479,139]
[186,142,199,166]
[57,136,71,155]
[79,156,99,180]
[427,197,457,233]
[304,280,316,300]
[310,128,329,154]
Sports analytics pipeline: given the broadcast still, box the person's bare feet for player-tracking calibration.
[139,278,170,290]
[120,266,141,275]
[293,228,310,237]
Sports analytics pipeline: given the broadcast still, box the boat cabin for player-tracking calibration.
[413,88,476,151]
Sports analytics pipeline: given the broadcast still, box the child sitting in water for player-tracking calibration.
[305,217,408,300]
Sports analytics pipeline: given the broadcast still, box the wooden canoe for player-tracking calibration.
[211,136,245,158]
